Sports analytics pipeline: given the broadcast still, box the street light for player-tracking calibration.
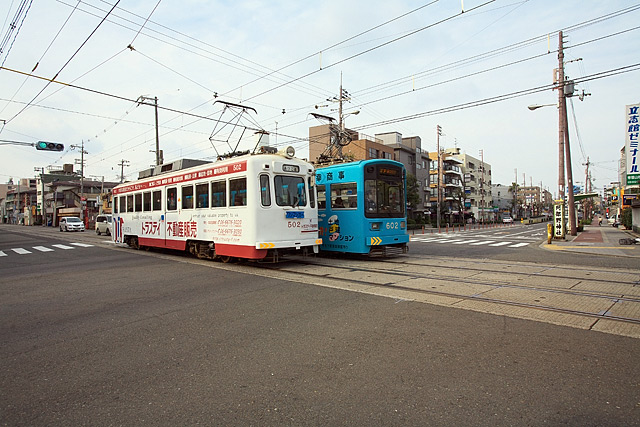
[527,103,556,111]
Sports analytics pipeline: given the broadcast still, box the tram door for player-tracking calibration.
[165,187,180,249]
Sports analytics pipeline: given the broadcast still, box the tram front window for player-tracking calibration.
[275,176,306,207]
[365,179,404,218]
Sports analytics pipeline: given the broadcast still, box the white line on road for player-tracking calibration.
[51,244,74,250]
[470,241,495,245]
[33,246,54,252]
[509,243,529,248]
[12,248,31,254]
[451,240,480,245]
[0,251,6,257]
[489,242,512,247]
[70,243,94,247]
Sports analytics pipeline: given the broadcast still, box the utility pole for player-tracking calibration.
[512,168,518,220]
[557,32,566,202]
[118,159,130,183]
[138,96,162,166]
[479,149,485,223]
[436,125,442,229]
[558,31,577,236]
[71,141,88,221]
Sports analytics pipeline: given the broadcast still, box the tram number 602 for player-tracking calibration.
[288,221,301,228]
[386,222,399,230]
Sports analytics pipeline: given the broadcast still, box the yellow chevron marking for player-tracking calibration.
[370,237,382,245]
[259,243,275,249]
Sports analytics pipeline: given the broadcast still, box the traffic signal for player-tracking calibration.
[35,141,64,151]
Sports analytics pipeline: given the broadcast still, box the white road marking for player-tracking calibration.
[489,242,512,247]
[51,244,74,250]
[70,243,94,247]
[33,246,54,252]
[12,248,31,254]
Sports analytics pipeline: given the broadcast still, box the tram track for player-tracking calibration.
[259,255,640,332]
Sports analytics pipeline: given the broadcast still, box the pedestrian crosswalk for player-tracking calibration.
[410,235,535,248]
[0,242,94,257]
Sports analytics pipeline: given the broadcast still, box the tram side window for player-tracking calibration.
[113,197,118,214]
[126,195,134,212]
[317,185,326,209]
[120,196,126,213]
[167,188,177,211]
[143,192,151,211]
[153,190,162,211]
[365,180,377,213]
[309,177,316,209]
[260,175,271,207]
[230,178,247,207]
[182,185,194,209]
[331,182,357,209]
[196,183,209,208]
[275,176,306,207]
[135,193,143,212]
[211,181,226,208]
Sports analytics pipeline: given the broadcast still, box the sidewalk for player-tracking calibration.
[541,223,640,258]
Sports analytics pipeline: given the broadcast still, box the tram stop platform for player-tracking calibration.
[541,223,640,258]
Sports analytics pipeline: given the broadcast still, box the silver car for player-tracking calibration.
[59,217,85,232]
[95,214,112,235]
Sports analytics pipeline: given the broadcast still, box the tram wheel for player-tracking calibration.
[221,256,233,263]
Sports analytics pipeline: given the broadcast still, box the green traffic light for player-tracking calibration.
[35,141,64,151]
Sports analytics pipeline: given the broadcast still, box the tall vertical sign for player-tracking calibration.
[626,104,640,185]
[554,201,565,239]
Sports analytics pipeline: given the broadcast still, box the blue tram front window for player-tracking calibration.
[275,176,306,207]
[365,179,404,218]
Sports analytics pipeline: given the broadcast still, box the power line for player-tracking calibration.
[5,0,122,124]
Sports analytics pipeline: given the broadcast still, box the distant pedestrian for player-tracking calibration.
[598,216,602,226]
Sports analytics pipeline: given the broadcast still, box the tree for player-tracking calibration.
[509,182,520,218]
[406,173,420,218]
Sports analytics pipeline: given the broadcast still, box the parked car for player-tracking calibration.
[502,216,514,224]
[59,217,85,232]
[95,214,112,235]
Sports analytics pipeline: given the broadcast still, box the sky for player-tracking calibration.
[1,0,638,197]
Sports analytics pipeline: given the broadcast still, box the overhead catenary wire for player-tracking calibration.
[4,0,122,124]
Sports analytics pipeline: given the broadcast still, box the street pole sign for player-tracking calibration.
[625,104,639,185]
[554,201,565,239]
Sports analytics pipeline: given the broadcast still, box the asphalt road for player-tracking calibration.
[1,224,639,425]
[408,222,636,268]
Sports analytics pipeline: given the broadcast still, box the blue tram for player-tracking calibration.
[315,159,409,256]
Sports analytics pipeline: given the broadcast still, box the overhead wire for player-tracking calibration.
[0,0,81,117]
[5,0,122,124]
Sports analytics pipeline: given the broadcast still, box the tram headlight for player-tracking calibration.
[370,222,381,231]
[400,221,406,229]
[285,146,295,158]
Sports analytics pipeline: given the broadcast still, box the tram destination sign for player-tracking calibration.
[286,211,304,219]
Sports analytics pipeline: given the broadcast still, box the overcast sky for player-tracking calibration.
[1,0,638,196]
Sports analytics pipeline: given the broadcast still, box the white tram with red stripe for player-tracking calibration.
[111,148,321,262]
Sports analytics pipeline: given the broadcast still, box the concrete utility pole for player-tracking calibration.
[71,141,88,220]
[479,149,484,223]
[138,96,162,166]
[118,159,130,183]
[557,32,566,202]
[558,31,577,236]
[436,125,442,229]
